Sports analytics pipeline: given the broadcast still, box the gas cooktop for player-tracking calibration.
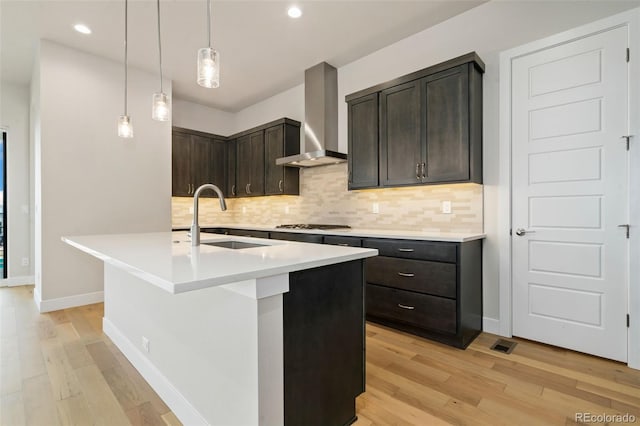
[275,224,351,230]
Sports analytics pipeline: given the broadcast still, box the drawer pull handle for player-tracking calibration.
[398,304,415,310]
[398,248,414,252]
[337,243,349,246]
[397,272,415,277]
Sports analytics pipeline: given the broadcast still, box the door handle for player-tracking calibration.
[278,180,283,192]
[618,224,630,238]
[397,272,415,278]
[398,304,415,310]
[515,228,535,236]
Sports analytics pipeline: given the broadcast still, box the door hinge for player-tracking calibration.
[621,135,632,150]
[627,314,630,327]
[627,48,630,62]
[618,224,630,238]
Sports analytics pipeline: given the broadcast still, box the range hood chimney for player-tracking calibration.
[276,62,347,168]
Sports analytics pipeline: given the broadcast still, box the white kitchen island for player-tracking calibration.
[64,231,377,426]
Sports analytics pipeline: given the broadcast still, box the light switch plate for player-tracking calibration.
[442,201,452,214]
[372,202,380,214]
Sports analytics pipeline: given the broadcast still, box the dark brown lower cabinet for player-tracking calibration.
[270,232,323,244]
[363,238,482,349]
[284,260,364,426]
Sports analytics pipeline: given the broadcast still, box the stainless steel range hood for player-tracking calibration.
[276,62,347,168]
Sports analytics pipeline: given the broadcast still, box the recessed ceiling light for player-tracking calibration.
[73,24,92,35]
[287,6,302,19]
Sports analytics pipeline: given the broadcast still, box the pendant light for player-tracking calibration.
[197,0,220,88]
[118,0,133,138]
[152,0,170,121]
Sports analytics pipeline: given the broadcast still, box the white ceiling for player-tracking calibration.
[1,0,485,112]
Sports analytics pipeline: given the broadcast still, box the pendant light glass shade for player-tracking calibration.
[197,47,219,88]
[152,92,170,121]
[118,115,133,138]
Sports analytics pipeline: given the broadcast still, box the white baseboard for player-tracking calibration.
[103,318,208,426]
[483,317,501,335]
[0,275,35,287]
[37,290,104,313]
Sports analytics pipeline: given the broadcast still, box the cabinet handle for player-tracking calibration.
[398,304,415,310]
[187,184,190,194]
[231,185,236,196]
[246,183,251,195]
[398,248,414,252]
[337,243,349,247]
[278,179,283,192]
[415,163,420,180]
[421,162,426,179]
[397,272,415,277]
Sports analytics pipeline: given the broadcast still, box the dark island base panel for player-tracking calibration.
[283,260,365,426]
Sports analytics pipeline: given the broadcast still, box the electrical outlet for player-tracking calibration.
[21,257,30,267]
[242,206,247,214]
[284,205,290,215]
[372,202,380,214]
[441,201,452,214]
[188,206,194,214]
[142,336,150,353]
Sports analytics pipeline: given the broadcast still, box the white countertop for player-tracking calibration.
[63,232,378,294]
[173,224,485,242]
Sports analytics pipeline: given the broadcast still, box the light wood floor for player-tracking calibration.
[2,285,640,426]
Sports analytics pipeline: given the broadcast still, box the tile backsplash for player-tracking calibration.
[172,163,483,233]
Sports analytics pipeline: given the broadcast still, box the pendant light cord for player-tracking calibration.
[207,0,211,48]
[124,0,128,115]
[156,0,164,92]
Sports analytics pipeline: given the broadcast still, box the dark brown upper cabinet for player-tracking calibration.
[265,122,300,195]
[379,80,422,186]
[226,138,237,198]
[236,130,265,197]
[345,52,484,190]
[172,128,229,198]
[172,118,300,199]
[347,93,379,190]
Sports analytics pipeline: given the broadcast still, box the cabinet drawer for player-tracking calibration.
[226,229,270,239]
[270,232,323,244]
[366,256,456,298]
[366,284,456,334]
[323,235,362,247]
[363,238,456,262]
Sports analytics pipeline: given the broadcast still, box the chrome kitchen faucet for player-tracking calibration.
[191,184,227,246]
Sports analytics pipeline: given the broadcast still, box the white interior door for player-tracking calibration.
[512,26,629,362]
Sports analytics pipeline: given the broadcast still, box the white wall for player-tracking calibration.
[33,40,172,310]
[0,82,33,281]
[172,98,236,136]
[234,84,304,133]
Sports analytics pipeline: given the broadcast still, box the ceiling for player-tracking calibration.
[1,0,485,112]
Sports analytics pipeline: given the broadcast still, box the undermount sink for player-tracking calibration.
[202,240,269,250]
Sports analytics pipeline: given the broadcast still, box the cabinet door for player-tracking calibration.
[172,131,192,196]
[208,138,228,197]
[379,80,422,186]
[191,135,212,192]
[236,135,252,196]
[236,131,265,197]
[422,65,470,183]
[348,93,379,189]
[264,125,285,195]
[248,130,265,196]
[227,139,237,197]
